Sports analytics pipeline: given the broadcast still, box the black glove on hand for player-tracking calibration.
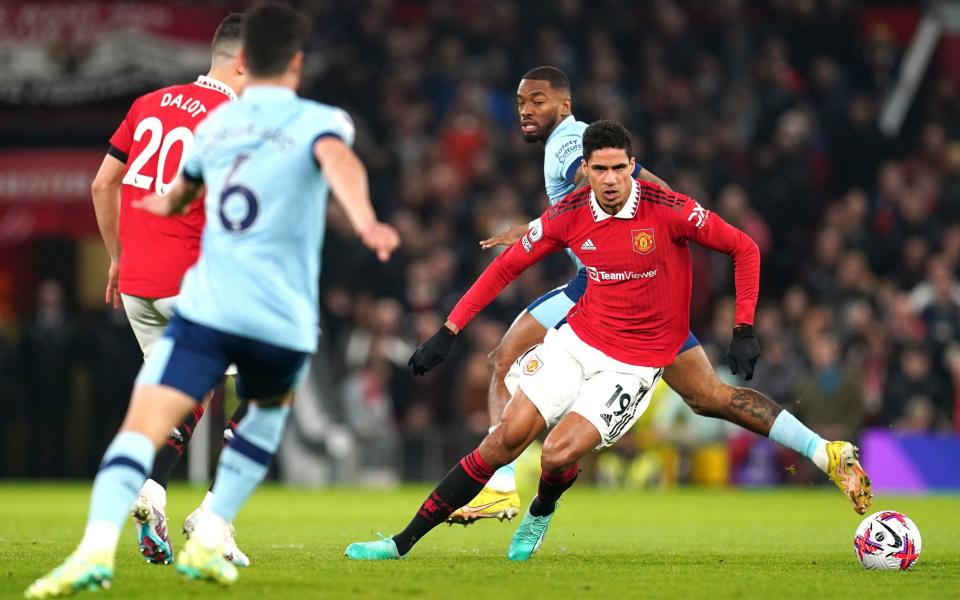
[408,325,457,375]
[726,324,761,380]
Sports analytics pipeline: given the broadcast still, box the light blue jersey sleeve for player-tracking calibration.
[313,106,356,146]
[549,131,582,186]
[542,117,587,268]
[543,117,588,204]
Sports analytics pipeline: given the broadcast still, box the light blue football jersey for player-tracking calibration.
[177,85,355,352]
[543,115,587,204]
[542,115,587,268]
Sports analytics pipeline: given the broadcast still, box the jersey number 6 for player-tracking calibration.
[219,154,259,232]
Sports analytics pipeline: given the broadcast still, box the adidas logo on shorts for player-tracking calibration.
[600,413,612,426]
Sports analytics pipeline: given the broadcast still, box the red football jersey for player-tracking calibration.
[448,179,761,367]
[108,75,235,298]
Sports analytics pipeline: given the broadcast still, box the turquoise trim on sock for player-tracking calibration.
[769,411,823,460]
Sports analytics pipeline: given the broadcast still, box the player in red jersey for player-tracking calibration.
[345,121,871,562]
[453,66,873,525]
[90,13,250,567]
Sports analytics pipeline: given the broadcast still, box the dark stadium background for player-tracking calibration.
[0,0,957,494]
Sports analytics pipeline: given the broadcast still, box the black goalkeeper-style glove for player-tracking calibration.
[726,324,761,381]
[408,325,457,375]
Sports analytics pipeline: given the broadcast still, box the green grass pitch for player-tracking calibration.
[1,483,958,599]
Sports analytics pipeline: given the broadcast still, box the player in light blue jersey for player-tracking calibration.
[448,65,870,525]
[25,4,400,597]
[540,110,587,204]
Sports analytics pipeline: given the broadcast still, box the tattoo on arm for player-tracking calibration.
[729,388,781,431]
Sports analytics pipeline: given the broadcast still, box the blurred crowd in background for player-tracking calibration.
[2,0,958,485]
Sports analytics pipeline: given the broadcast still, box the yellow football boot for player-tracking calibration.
[175,536,238,586]
[24,550,113,598]
[826,441,873,514]
[447,487,521,525]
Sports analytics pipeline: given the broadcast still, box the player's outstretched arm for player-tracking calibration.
[480,223,530,249]
[90,154,126,308]
[673,191,761,378]
[411,217,563,375]
[133,175,203,217]
[480,168,592,249]
[314,137,398,262]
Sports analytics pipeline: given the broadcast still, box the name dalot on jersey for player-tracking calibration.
[160,92,208,118]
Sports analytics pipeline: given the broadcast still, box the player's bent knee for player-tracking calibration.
[487,344,515,377]
[683,394,713,415]
[479,428,525,467]
[678,375,729,416]
[700,381,737,413]
[540,449,578,474]
[122,384,198,446]
[489,314,548,378]
[540,439,581,474]
[477,437,510,469]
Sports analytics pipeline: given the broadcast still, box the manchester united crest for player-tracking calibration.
[523,356,543,375]
[631,228,655,255]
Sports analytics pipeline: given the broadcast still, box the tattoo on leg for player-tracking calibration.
[729,388,781,433]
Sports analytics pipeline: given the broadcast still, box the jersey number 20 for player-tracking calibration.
[122,116,194,195]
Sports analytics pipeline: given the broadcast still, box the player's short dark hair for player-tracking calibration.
[243,2,309,77]
[522,66,570,93]
[212,13,245,56]
[583,120,633,161]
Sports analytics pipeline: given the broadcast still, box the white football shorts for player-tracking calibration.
[505,323,663,449]
[121,294,178,358]
[121,293,237,376]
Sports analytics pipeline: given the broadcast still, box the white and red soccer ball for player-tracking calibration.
[853,510,922,570]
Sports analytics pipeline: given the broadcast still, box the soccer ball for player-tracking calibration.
[853,510,922,570]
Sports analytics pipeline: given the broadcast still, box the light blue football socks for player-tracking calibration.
[769,410,828,471]
[77,431,156,553]
[487,462,517,492]
[486,425,517,492]
[210,404,290,522]
[88,431,155,528]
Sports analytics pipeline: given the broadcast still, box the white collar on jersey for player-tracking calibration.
[194,75,237,101]
[589,178,640,222]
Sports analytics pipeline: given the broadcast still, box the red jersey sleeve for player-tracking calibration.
[448,214,566,330]
[107,97,140,163]
[671,193,761,326]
